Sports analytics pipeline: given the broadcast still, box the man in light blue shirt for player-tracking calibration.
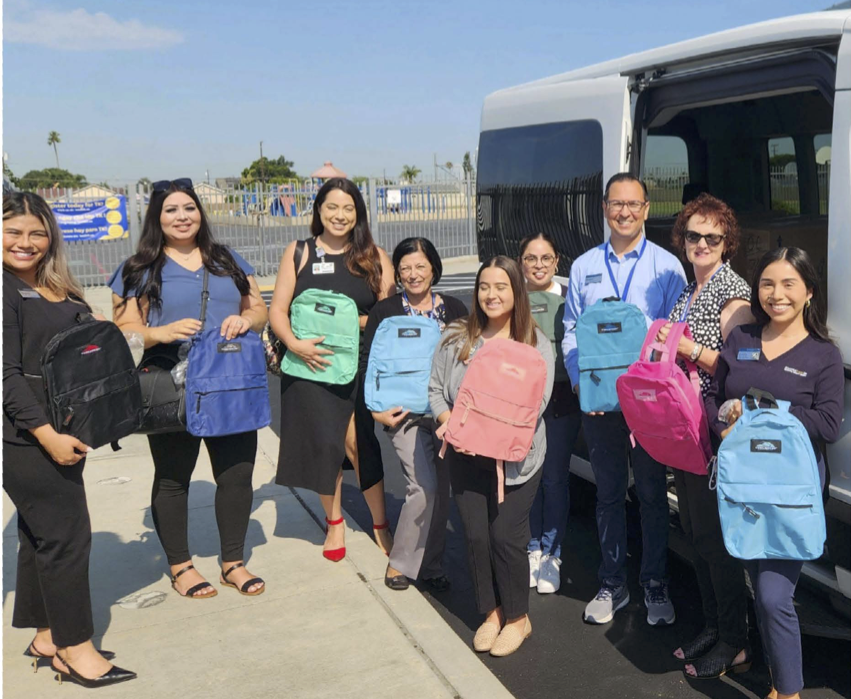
[561,173,687,627]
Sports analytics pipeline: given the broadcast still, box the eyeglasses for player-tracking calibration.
[152,178,193,193]
[522,254,556,267]
[605,200,647,213]
[684,230,726,247]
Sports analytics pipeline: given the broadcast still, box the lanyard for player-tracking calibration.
[402,290,437,317]
[678,264,724,322]
[604,237,646,302]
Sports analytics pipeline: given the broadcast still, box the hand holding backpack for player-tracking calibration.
[439,338,547,503]
[712,388,825,560]
[617,319,712,473]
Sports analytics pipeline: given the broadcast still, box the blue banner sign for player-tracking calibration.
[51,195,129,241]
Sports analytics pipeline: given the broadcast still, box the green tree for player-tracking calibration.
[19,168,87,190]
[462,151,474,178]
[769,153,796,170]
[241,155,298,184]
[138,177,152,188]
[47,131,61,169]
[351,176,369,185]
[400,165,421,183]
[3,162,20,188]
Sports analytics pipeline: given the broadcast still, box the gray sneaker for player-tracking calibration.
[644,580,676,626]
[583,584,630,624]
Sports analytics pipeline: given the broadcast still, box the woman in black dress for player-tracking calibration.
[3,192,136,688]
[270,178,396,560]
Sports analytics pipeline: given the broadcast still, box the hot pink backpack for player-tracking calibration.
[439,338,547,502]
[616,320,712,475]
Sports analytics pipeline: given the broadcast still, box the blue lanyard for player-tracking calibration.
[678,264,724,322]
[604,237,646,302]
[402,290,437,316]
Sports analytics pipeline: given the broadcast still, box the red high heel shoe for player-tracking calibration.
[323,517,346,562]
[373,521,392,557]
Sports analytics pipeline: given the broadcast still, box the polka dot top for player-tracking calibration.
[668,262,751,396]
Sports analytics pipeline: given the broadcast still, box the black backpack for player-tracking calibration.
[41,315,143,449]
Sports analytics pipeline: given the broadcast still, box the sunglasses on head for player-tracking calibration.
[152,178,193,193]
[684,230,725,247]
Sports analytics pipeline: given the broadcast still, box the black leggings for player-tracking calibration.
[4,442,94,647]
[147,431,257,565]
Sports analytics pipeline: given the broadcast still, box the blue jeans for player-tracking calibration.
[528,411,581,559]
[582,412,669,588]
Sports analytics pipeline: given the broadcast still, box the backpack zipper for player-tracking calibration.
[376,369,424,391]
[582,365,631,385]
[194,386,263,413]
[723,497,760,519]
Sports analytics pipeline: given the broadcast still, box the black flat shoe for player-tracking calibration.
[24,642,114,673]
[422,575,451,592]
[674,626,719,661]
[385,573,409,591]
[683,640,752,680]
[53,654,137,688]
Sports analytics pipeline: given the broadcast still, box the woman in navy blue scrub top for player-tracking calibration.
[111,179,269,600]
[706,247,844,699]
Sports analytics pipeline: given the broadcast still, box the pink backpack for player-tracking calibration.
[439,338,547,502]
[616,320,712,475]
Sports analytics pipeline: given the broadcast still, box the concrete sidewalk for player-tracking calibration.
[2,426,511,699]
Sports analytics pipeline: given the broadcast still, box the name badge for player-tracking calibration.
[18,289,41,299]
[312,262,335,275]
[784,366,807,377]
[737,348,761,361]
[585,273,602,285]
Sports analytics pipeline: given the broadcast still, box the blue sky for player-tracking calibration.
[2,0,834,184]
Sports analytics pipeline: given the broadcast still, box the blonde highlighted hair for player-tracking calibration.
[3,191,87,303]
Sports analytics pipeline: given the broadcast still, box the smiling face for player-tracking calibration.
[318,189,357,239]
[477,265,515,322]
[160,191,201,244]
[521,238,558,290]
[3,213,51,281]
[758,259,812,326]
[397,249,434,297]
[684,214,726,273]
[603,180,649,246]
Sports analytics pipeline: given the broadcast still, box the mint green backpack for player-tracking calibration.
[528,290,568,383]
[281,288,360,385]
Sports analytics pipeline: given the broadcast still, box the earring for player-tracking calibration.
[806,299,811,308]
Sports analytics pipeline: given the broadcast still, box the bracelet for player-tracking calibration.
[696,345,705,362]
[688,343,702,362]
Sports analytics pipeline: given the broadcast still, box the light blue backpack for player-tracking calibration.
[575,298,647,412]
[713,389,825,561]
[364,315,442,414]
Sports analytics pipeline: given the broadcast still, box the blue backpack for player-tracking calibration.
[364,316,442,414]
[575,298,646,412]
[713,389,825,561]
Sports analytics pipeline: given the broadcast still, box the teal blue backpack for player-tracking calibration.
[713,389,825,560]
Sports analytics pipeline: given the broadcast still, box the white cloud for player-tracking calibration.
[5,6,184,50]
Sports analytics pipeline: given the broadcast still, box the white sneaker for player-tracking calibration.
[528,550,543,588]
[536,555,561,594]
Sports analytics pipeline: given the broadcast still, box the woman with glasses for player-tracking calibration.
[656,193,754,678]
[111,178,269,600]
[363,237,467,591]
[518,233,581,595]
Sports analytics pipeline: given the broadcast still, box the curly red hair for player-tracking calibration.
[671,193,740,262]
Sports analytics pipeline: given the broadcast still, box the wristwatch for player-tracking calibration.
[689,343,702,362]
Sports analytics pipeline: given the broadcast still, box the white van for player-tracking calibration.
[477,9,851,637]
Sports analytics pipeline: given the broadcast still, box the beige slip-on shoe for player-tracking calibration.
[490,617,532,657]
[473,621,502,652]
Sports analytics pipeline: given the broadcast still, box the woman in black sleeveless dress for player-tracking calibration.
[270,178,396,560]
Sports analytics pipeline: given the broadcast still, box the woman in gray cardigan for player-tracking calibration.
[429,256,554,658]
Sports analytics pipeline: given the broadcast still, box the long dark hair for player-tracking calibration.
[117,182,249,314]
[444,255,537,361]
[310,178,382,294]
[751,247,832,343]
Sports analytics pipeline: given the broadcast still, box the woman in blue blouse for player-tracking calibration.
[111,179,268,599]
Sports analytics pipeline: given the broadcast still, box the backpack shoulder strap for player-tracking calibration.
[293,240,308,279]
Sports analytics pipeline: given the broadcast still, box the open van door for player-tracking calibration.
[477,74,631,277]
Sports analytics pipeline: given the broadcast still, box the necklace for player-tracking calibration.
[166,246,199,262]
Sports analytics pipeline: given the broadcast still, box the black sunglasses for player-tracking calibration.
[152,178,193,193]
[684,230,725,247]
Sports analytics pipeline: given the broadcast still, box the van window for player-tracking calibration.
[476,120,604,274]
[815,133,831,215]
[768,137,800,215]
[644,135,689,217]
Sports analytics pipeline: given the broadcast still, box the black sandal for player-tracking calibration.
[674,626,719,661]
[24,641,114,673]
[170,564,217,599]
[220,562,265,596]
[684,640,752,680]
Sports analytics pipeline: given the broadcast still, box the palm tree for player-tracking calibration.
[400,165,421,183]
[47,131,61,169]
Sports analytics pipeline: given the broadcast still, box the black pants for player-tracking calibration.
[449,450,542,620]
[674,468,748,647]
[147,430,257,565]
[3,442,94,647]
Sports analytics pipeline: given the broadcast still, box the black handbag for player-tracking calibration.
[136,269,209,435]
[261,240,306,376]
